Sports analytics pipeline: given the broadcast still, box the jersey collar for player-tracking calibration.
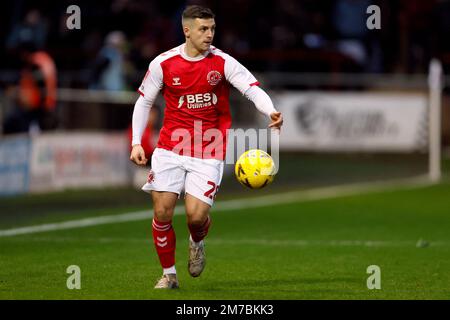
[179,44,210,62]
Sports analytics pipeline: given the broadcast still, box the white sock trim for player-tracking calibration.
[163,265,176,275]
[189,235,204,247]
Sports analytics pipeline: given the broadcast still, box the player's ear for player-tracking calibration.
[182,20,191,38]
[183,26,190,38]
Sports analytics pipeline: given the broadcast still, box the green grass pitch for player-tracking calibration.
[1,181,450,299]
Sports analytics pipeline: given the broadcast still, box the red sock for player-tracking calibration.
[152,219,176,268]
[188,215,211,243]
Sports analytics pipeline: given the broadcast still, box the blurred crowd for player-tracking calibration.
[1,0,450,135]
[2,0,450,89]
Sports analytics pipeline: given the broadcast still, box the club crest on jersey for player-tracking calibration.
[172,77,181,86]
[207,70,222,86]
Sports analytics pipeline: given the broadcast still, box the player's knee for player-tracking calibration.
[153,206,174,222]
[187,213,209,227]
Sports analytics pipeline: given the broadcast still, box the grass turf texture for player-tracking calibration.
[0,152,430,228]
[1,181,450,299]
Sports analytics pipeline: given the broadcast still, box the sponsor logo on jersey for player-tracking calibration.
[207,70,222,86]
[172,77,181,86]
[177,93,218,109]
[177,96,184,108]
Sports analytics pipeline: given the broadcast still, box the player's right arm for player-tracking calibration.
[223,53,283,131]
[130,59,163,165]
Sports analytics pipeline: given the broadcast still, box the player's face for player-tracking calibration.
[185,18,215,53]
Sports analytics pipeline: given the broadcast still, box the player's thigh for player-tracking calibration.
[185,193,211,225]
[151,191,178,222]
[142,148,186,195]
[184,158,224,208]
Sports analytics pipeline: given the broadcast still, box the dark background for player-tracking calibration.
[2,0,450,87]
[1,0,449,143]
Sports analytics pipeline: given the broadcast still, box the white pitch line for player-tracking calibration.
[0,176,437,238]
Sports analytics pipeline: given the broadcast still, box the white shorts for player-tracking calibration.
[142,148,224,206]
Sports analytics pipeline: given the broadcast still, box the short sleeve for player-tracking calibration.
[224,54,260,95]
[138,59,163,98]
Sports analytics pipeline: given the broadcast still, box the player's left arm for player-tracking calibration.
[243,86,283,130]
[224,54,283,130]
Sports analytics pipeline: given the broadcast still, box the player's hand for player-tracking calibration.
[269,111,283,131]
[130,144,148,166]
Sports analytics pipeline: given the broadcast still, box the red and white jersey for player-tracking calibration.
[138,44,259,160]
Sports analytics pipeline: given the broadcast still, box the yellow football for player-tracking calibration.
[235,149,276,189]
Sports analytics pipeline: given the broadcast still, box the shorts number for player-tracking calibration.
[204,181,219,200]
